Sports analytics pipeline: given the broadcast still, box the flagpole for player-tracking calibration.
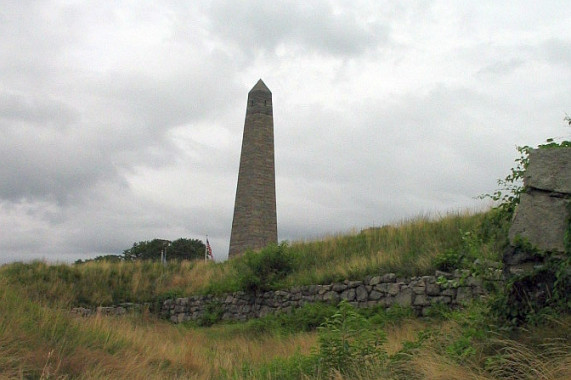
[204,235,208,262]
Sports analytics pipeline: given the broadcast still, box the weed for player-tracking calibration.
[314,301,387,377]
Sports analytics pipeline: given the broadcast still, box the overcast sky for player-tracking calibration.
[1,1,569,263]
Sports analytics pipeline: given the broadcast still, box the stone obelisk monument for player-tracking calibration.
[229,79,277,258]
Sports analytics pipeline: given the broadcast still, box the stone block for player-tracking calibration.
[332,283,347,292]
[413,294,430,306]
[348,281,363,288]
[356,285,368,302]
[318,285,331,294]
[426,283,441,296]
[341,289,356,301]
[388,283,401,296]
[306,285,318,294]
[393,288,412,307]
[369,290,383,300]
[413,286,426,295]
[174,305,185,313]
[240,305,251,313]
[524,148,571,193]
[323,291,340,303]
[275,290,290,298]
[369,276,381,286]
[381,273,396,283]
[508,191,569,252]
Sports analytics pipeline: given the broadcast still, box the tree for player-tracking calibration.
[122,238,205,262]
[167,238,206,261]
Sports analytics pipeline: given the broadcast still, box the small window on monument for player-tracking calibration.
[250,100,254,106]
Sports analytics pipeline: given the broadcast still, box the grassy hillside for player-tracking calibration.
[0,210,502,308]
[1,209,569,379]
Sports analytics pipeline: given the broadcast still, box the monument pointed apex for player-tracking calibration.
[250,79,271,93]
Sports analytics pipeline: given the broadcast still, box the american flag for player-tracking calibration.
[206,239,213,260]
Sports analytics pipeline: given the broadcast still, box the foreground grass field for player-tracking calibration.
[1,209,569,379]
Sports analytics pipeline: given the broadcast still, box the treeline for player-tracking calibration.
[76,238,206,264]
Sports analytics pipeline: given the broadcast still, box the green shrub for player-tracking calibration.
[234,243,296,292]
[433,230,485,272]
[314,301,387,376]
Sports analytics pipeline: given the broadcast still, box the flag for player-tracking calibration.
[206,239,213,260]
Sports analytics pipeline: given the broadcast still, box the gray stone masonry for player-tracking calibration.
[507,148,570,275]
[502,147,570,312]
[523,148,571,194]
[229,79,278,258]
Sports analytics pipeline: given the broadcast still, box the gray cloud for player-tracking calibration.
[206,0,389,58]
[0,1,569,263]
[541,38,571,68]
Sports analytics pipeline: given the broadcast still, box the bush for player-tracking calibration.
[314,301,387,376]
[234,243,296,292]
[432,230,484,272]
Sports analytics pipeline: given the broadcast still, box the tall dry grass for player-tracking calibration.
[0,278,317,379]
[2,266,569,379]
[283,211,490,286]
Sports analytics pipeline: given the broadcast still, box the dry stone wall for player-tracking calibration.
[71,302,150,317]
[161,269,500,324]
[71,269,501,322]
